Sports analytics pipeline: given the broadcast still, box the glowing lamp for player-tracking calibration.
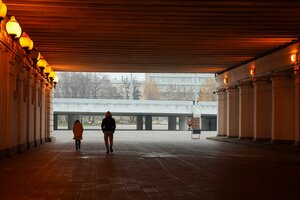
[0,3,7,21]
[29,40,34,50]
[6,16,22,39]
[19,32,34,51]
[53,75,58,88]
[37,56,47,72]
[44,65,52,74]
[49,71,55,77]
[250,66,256,76]
[44,65,52,79]
[49,71,56,86]
[223,77,228,85]
[53,75,58,83]
[291,53,298,63]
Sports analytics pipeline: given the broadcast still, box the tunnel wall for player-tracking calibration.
[216,41,300,145]
[0,20,53,160]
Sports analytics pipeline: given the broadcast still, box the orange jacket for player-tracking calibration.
[73,122,83,140]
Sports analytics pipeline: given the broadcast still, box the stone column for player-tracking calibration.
[53,113,58,130]
[18,68,27,152]
[26,70,34,148]
[33,77,38,147]
[136,115,143,130]
[253,79,272,141]
[45,87,53,142]
[0,48,8,156]
[145,115,152,130]
[168,116,176,130]
[271,73,295,143]
[179,116,187,130]
[226,86,239,138]
[217,90,227,136]
[295,72,300,145]
[68,114,75,130]
[239,83,254,139]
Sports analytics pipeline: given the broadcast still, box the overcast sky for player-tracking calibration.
[103,73,145,81]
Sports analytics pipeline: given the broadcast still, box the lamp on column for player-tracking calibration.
[44,65,52,80]
[6,16,22,39]
[19,32,34,53]
[250,65,256,76]
[0,3,7,22]
[53,75,58,88]
[37,55,47,73]
[291,53,298,63]
[49,71,56,84]
[223,76,228,85]
[291,53,299,74]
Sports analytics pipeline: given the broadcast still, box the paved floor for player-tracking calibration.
[0,130,300,200]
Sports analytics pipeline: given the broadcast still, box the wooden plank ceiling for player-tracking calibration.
[5,0,300,73]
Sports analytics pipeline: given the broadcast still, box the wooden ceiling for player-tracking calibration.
[5,0,300,73]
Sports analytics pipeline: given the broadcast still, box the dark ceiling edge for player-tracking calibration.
[217,38,300,76]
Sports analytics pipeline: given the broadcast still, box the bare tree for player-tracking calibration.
[143,80,161,100]
[54,72,118,99]
[120,75,141,99]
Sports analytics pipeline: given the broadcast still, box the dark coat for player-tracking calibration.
[101,116,116,133]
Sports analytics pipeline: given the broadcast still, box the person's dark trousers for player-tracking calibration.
[75,139,81,150]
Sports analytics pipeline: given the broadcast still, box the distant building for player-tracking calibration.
[145,73,214,101]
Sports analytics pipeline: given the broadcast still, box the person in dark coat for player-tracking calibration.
[101,111,116,154]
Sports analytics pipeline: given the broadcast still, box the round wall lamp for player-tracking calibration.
[6,16,22,39]
[19,32,34,53]
[37,56,47,73]
[0,3,7,21]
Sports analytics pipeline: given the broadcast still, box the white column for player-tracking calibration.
[253,79,272,141]
[239,83,254,139]
[227,86,239,138]
[18,68,27,152]
[179,116,187,130]
[271,73,295,142]
[217,90,227,136]
[0,48,9,151]
[45,86,53,142]
[27,70,35,148]
[295,72,300,145]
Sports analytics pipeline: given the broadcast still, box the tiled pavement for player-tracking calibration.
[0,130,300,200]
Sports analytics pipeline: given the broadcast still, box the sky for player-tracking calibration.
[103,73,145,81]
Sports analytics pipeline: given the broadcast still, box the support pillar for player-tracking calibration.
[54,114,58,130]
[226,86,239,138]
[168,116,176,130]
[295,72,300,145]
[179,116,187,130]
[239,83,254,139]
[253,79,272,141]
[68,114,75,130]
[136,115,143,130]
[26,70,34,148]
[45,87,53,142]
[271,73,295,143]
[217,90,227,136]
[145,115,152,130]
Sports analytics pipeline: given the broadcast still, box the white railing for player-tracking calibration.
[53,98,217,115]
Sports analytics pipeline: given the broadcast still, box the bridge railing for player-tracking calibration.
[53,98,217,115]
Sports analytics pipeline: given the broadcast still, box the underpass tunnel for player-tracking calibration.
[1,1,300,199]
